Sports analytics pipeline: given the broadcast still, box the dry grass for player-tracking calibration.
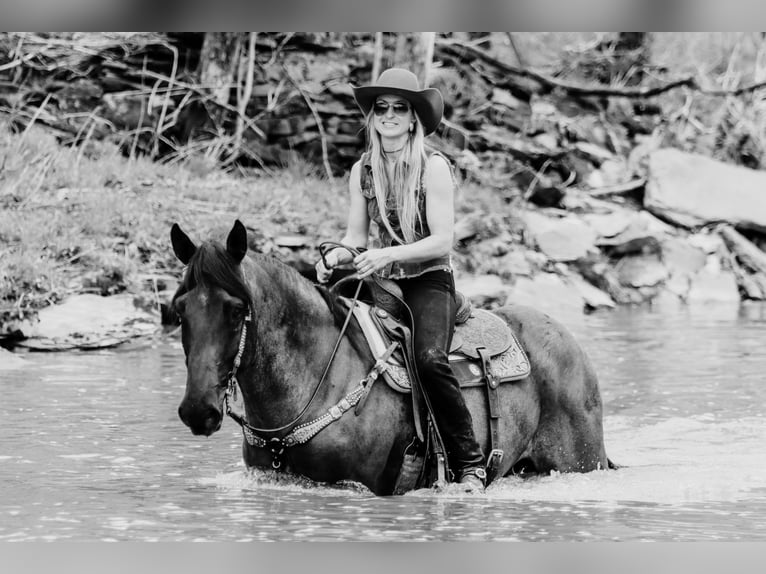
[0,120,348,326]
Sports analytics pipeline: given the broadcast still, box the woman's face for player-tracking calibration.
[372,95,413,140]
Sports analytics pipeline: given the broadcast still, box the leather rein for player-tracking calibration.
[222,243,396,470]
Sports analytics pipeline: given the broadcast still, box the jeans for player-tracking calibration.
[395,270,485,475]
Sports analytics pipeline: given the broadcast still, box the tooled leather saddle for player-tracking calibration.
[335,275,531,489]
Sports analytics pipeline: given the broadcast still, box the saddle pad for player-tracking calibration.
[347,300,530,395]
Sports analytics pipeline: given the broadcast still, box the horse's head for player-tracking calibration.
[170,220,251,436]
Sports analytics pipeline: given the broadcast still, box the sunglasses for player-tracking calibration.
[373,101,411,116]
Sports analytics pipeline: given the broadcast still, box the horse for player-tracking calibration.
[170,220,613,495]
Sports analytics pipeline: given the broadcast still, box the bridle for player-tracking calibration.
[221,244,396,470]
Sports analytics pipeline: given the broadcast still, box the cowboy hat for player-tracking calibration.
[351,68,444,135]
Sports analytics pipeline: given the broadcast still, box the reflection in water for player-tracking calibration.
[1,304,765,541]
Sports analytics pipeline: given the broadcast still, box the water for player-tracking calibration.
[1,303,765,541]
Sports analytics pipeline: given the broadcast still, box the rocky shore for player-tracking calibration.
[3,33,766,355]
[3,141,765,359]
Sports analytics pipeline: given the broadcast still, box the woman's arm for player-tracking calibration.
[353,154,454,278]
[316,160,370,282]
[335,160,371,263]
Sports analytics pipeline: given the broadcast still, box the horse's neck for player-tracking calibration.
[240,256,360,422]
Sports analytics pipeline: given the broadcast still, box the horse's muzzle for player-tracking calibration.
[178,403,222,436]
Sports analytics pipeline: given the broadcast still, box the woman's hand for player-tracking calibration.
[315,250,340,284]
[353,248,396,279]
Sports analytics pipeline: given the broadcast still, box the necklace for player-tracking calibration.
[383,147,405,164]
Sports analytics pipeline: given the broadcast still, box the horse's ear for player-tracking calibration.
[170,223,197,265]
[226,219,248,263]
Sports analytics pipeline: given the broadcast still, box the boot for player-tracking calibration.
[426,376,486,489]
[457,467,486,493]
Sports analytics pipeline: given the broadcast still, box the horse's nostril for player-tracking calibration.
[179,402,221,436]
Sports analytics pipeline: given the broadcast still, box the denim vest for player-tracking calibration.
[359,151,453,279]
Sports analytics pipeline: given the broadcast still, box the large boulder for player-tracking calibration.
[507,273,587,318]
[615,253,669,288]
[645,148,766,233]
[455,274,510,308]
[687,269,740,303]
[15,293,158,350]
[522,211,599,262]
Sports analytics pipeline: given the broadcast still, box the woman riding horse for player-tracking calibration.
[171,220,613,495]
[315,68,486,492]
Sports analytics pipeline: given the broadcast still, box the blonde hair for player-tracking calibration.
[365,109,428,244]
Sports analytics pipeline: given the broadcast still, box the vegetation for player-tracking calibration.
[2,32,766,335]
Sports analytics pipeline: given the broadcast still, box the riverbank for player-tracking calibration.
[3,119,766,351]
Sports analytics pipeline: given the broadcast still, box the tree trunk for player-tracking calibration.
[371,32,384,82]
[411,32,435,87]
[198,33,242,106]
[392,33,435,87]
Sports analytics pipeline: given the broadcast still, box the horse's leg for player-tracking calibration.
[463,379,541,476]
[495,305,610,474]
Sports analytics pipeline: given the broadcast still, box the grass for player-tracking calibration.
[0,120,353,328]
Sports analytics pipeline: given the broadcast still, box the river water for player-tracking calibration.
[1,303,764,541]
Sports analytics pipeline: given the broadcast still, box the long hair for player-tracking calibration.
[365,110,428,244]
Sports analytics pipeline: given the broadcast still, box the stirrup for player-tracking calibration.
[458,467,487,487]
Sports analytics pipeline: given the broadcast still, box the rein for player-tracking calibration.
[222,268,391,469]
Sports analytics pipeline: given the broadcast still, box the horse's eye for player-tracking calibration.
[229,302,246,321]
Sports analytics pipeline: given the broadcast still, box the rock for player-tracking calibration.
[645,148,766,233]
[585,158,629,188]
[660,237,707,277]
[522,211,598,262]
[574,256,637,304]
[495,249,533,279]
[507,273,588,320]
[663,272,692,299]
[688,231,724,254]
[455,274,510,308]
[565,275,616,310]
[597,210,674,255]
[0,347,26,370]
[651,287,685,310]
[581,210,634,239]
[16,294,158,351]
[274,235,309,248]
[615,253,669,288]
[687,269,740,303]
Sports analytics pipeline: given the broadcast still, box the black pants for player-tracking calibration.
[396,270,485,476]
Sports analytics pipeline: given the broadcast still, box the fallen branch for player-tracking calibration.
[437,38,766,100]
[719,224,766,274]
[583,178,646,197]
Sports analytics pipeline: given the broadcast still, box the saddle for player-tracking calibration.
[337,283,530,491]
[344,298,530,394]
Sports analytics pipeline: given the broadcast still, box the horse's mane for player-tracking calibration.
[172,241,253,305]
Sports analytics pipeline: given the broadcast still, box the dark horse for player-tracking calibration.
[171,220,612,495]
